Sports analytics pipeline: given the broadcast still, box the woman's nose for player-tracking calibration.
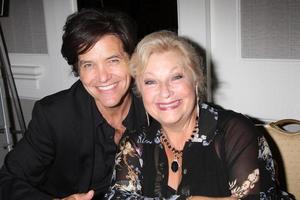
[159,83,173,98]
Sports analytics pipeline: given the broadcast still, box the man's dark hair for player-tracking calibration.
[61,9,137,76]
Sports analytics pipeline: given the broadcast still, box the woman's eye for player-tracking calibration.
[172,74,183,80]
[144,80,156,85]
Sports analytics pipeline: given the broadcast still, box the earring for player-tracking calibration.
[196,98,200,120]
[146,111,150,126]
[195,85,200,120]
[195,85,200,102]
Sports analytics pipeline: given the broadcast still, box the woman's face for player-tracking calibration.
[138,50,197,127]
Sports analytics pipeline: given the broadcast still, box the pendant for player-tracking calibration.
[171,160,179,172]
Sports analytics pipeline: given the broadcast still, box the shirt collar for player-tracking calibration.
[92,100,105,127]
[92,92,145,130]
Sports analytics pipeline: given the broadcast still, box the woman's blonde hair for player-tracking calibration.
[130,30,206,101]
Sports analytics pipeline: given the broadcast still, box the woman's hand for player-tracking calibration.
[54,190,94,200]
[188,196,238,200]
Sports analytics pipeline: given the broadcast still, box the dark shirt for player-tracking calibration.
[91,93,146,199]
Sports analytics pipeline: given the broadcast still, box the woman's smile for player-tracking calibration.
[156,100,181,111]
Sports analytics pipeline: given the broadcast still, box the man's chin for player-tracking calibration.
[95,91,131,110]
[98,101,120,109]
[96,97,125,109]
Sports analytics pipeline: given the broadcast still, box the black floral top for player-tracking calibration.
[105,103,291,199]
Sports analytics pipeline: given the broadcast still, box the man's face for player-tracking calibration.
[78,35,131,110]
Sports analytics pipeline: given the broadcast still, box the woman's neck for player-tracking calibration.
[162,109,198,150]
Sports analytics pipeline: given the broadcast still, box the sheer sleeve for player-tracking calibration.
[217,111,288,199]
[105,134,183,200]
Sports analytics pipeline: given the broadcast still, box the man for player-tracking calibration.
[0,9,147,200]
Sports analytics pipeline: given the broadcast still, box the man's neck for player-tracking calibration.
[95,93,132,130]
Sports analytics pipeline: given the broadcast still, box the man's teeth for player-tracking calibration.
[97,83,116,91]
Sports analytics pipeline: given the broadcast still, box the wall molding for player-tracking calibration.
[11,64,43,80]
[10,65,43,98]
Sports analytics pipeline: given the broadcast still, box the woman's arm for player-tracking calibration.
[219,111,279,199]
[188,196,237,200]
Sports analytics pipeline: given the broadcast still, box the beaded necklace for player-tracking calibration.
[160,117,199,173]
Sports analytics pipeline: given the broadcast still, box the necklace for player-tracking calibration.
[160,117,199,173]
[161,133,182,173]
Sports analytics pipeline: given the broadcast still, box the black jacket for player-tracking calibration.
[0,80,146,199]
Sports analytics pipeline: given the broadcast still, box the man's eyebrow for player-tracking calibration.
[106,55,119,60]
[78,60,92,65]
[108,50,129,59]
[106,53,125,60]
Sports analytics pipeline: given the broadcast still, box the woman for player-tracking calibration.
[105,31,288,199]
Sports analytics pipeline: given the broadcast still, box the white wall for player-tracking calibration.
[1,0,79,164]
[177,0,213,101]
[8,0,300,122]
[10,0,78,100]
[177,0,300,122]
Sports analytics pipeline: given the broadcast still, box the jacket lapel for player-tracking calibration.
[72,81,95,192]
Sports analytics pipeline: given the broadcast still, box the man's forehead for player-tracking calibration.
[78,36,127,60]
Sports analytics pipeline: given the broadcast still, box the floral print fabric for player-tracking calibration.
[105,103,292,200]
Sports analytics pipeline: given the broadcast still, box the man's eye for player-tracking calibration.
[109,59,120,64]
[144,80,156,85]
[82,63,93,68]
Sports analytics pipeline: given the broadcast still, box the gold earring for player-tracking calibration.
[195,85,200,102]
[146,111,150,126]
[195,85,200,119]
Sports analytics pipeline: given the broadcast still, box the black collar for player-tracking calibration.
[92,92,147,131]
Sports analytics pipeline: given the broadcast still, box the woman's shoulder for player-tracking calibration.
[122,120,161,145]
[219,108,257,135]
[200,102,259,137]
[203,103,260,142]
[201,102,255,129]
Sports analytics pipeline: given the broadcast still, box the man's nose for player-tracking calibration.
[97,65,111,82]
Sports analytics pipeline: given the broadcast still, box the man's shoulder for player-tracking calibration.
[129,92,147,125]
[131,92,143,107]
[38,80,87,106]
[33,81,91,117]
